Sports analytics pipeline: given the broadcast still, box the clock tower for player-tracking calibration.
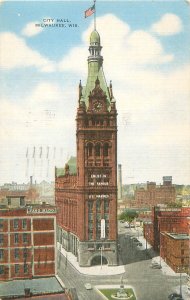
[55,29,118,267]
[76,29,118,266]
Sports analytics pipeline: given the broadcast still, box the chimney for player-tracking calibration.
[30,176,33,186]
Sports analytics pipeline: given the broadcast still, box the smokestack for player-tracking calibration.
[30,176,33,186]
[118,164,122,200]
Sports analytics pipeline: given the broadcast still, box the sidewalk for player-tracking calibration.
[57,242,125,276]
[152,256,187,277]
[151,257,189,299]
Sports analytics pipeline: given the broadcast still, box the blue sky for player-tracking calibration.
[0,0,190,185]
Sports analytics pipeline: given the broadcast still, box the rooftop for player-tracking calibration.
[166,233,189,240]
[56,156,77,177]
[0,277,64,299]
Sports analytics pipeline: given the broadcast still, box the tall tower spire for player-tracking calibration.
[80,29,111,110]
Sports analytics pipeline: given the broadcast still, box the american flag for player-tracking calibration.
[84,4,95,18]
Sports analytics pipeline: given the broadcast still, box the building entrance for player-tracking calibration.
[91,255,108,266]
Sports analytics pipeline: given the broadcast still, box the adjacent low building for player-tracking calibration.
[160,232,189,274]
[143,205,190,251]
[0,198,56,281]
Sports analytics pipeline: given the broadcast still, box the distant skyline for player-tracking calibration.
[0,1,190,185]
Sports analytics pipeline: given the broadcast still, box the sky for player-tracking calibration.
[0,0,190,185]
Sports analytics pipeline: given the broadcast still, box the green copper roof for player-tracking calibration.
[81,30,111,109]
[56,168,65,177]
[82,64,111,108]
[67,156,77,174]
[56,156,77,177]
[90,30,100,44]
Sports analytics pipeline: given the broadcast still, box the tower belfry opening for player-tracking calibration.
[55,26,118,266]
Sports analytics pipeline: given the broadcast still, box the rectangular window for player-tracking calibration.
[23,233,28,243]
[14,248,19,259]
[14,233,19,244]
[96,200,101,212]
[14,219,19,229]
[0,234,3,244]
[15,264,19,274]
[88,244,94,249]
[105,220,109,238]
[104,213,109,220]
[88,201,93,213]
[96,213,101,222]
[0,249,4,260]
[0,220,3,230]
[89,222,93,230]
[23,248,27,260]
[104,243,110,249]
[88,231,93,240]
[88,213,93,221]
[20,198,25,206]
[24,264,28,274]
[96,231,101,240]
[22,219,27,229]
[104,200,109,213]
[0,265,4,274]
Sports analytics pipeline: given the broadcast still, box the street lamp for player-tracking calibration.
[100,245,104,269]
[177,266,186,298]
[158,245,162,267]
[145,232,148,256]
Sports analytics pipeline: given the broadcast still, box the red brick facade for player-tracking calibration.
[160,232,189,273]
[143,206,190,251]
[55,30,118,266]
[135,177,176,209]
[0,204,56,281]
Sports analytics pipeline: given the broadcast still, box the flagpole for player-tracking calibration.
[94,0,96,30]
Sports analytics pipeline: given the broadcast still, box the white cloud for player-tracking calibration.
[125,30,173,64]
[82,14,131,47]
[59,14,174,76]
[59,46,87,74]
[27,82,62,106]
[0,81,77,183]
[0,81,75,145]
[0,32,55,72]
[151,13,183,36]
[22,21,43,37]
[1,13,189,184]
[58,14,190,166]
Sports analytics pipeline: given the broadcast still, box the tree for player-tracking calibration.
[167,201,182,208]
[119,210,138,226]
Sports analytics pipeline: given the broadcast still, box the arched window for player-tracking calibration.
[95,143,101,156]
[103,143,109,157]
[87,143,93,157]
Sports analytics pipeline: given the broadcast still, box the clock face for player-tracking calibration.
[93,101,103,112]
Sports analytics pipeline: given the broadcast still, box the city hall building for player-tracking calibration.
[55,29,118,266]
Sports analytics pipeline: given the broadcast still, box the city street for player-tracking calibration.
[57,222,188,300]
